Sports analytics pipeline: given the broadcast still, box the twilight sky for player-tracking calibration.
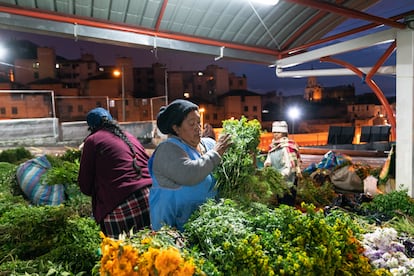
[0,0,409,97]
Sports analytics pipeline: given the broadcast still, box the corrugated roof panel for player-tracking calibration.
[138,0,163,28]
[93,0,111,20]
[219,5,257,42]
[36,0,55,10]
[74,0,93,17]
[15,0,36,8]
[108,0,130,22]
[55,0,73,14]
[0,0,405,64]
[207,5,243,41]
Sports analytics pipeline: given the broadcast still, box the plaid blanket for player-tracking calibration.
[269,137,301,175]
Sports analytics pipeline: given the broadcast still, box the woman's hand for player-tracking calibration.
[214,133,232,156]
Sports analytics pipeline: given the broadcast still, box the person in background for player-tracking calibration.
[78,107,152,239]
[149,99,232,231]
[264,120,302,206]
[202,123,216,140]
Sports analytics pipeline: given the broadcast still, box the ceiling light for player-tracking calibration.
[251,0,279,5]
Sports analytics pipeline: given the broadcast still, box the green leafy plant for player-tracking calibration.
[297,176,336,207]
[42,150,81,186]
[213,117,292,207]
[185,199,385,275]
[213,118,264,195]
[361,189,414,219]
[0,147,33,164]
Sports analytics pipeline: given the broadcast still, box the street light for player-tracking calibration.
[113,66,125,121]
[288,106,300,134]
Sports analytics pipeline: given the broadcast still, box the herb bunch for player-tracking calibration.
[213,117,265,199]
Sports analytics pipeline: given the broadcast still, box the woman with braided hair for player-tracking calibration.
[78,107,152,239]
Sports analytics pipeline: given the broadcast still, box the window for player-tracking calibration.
[78,105,83,112]
[11,107,18,114]
[213,113,218,120]
[68,105,73,113]
[0,107,5,114]
[11,94,22,100]
[253,106,257,112]
[244,106,249,112]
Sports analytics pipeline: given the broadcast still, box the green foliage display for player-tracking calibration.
[0,148,98,275]
[0,147,33,164]
[0,205,71,259]
[297,176,336,207]
[1,145,414,275]
[185,199,272,275]
[361,190,414,219]
[185,199,383,276]
[43,150,81,186]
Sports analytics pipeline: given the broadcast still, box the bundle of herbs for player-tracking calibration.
[213,117,290,207]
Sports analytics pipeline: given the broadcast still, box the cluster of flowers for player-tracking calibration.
[362,227,414,275]
[98,231,198,276]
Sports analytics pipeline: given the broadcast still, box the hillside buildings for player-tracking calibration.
[0,40,395,137]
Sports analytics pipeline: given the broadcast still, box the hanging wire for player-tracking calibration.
[248,0,281,50]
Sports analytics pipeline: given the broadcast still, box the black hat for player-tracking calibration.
[156,99,198,134]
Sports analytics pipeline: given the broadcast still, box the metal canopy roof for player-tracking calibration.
[0,0,411,66]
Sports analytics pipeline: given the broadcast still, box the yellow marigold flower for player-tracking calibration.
[175,261,196,275]
[138,247,159,272]
[154,247,183,275]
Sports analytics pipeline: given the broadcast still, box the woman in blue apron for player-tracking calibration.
[149,99,231,231]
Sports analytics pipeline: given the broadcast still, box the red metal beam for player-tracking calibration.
[366,41,396,80]
[155,0,168,32]
[280,10,328,50]
[280,11,411,57]
[285,0,406,29]
[281,0,347,51]
[320,53,397,141]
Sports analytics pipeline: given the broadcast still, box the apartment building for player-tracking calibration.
[0,41,261,125]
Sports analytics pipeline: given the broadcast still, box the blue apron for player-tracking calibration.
[148,137,216,231]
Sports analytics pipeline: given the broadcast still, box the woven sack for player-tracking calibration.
[16,155,65,205]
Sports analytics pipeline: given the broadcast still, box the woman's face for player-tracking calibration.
[273,132,284,140]
[173,110,201,147]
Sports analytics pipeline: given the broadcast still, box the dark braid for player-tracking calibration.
[92,118,142,178]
